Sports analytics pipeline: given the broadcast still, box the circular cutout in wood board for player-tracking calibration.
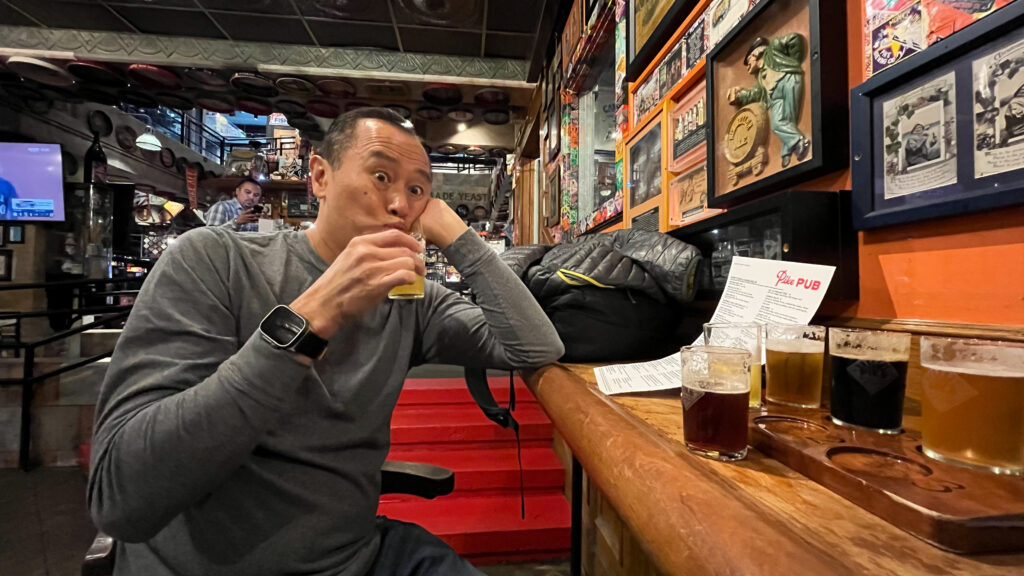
[274,99,307,115]
[237,97,273,116]
[446,108,474,122]
[306,98,341,119]
[87,109,113,137]
[159,147,176,168]
[182,67,228,88]
[275,76,317,96]
[435,143,462,155]
[118,89,159,109]
[76,87,120,106]
[474,88,509,107]
[422,83,462,106]
[315,78,356,98]
[155,92,195,111]
[482,109,510,125]
[230,72,279,98]
[415,105,444,121]
[61,149,79,177]
[66,61,127,89]
[127,63,181,91]
[385,104,412,119]
[194,93,236,114]
[463,145,486,157]
[5,56,75,87]
[115,125,138,151]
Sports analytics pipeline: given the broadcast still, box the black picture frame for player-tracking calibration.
[0,225,6,248]
[705,0,848,208]
[0,249,12,282]
[545,164,562,227]
[851,1,1024,230]
[626,0,699,82]
[6,225,23,245]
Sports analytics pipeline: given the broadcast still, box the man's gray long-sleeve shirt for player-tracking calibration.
[88,226,564,576]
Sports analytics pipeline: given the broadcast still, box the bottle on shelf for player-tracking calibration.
[83,133,108,185]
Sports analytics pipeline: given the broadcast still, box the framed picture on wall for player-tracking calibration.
[545,164,562,227]
[705,0,848,208]
[851,1,1024,229]
[627,0,700,82]
[0,225,6,248]
[7,225,23,244]
[0,249,12,281]
[669,80,708,172]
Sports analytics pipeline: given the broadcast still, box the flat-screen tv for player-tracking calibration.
[0,142,65,221]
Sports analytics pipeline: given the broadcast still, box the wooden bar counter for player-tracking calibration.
[522,363,1023,576]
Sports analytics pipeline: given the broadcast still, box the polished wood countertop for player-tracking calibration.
[522,363,1023,576]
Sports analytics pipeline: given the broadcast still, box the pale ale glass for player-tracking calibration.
[828,328,911,434]
[388,224,426,300]
[703,322,763,408]
[765,324,825,408]
[680,346,751,462]
[920,337,1024,476]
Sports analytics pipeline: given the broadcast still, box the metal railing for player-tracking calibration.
[0,277,140,470]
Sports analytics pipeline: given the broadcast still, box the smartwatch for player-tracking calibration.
[258,305,328,360]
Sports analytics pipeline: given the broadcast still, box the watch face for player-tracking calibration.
[261,306,307,348]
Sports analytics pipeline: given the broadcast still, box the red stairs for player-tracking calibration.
[382,376,571,565]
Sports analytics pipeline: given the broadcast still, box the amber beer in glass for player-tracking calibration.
[388,224,426,300]
[920,337,1024,475]
[680,346,751,461]
[828,328,911,433]
[765,324,825,408]
[703,322,763,408]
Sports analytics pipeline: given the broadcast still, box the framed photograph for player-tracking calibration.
[625,112,664,210]
[546,103,561,163]
[562,0,583,73]
[851,0,1024,228]
[684,11,708,71]
[627,0,700,82]
[634,67,661,125]
[669,80,708,172]
[7,224,23,244]
[709,0,762,50]
[545,164,562,227]
[706,0,848,208]
[0,249,12,281]
[660,42,684,96]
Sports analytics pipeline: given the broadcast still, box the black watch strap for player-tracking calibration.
[292,329,328,360]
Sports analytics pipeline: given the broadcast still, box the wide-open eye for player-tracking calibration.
[374,171,390,183]
[410,185,425,197]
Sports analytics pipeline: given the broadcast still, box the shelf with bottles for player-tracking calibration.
[669,190,858,303]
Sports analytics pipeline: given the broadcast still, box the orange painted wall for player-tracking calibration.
[831,0,1024,325]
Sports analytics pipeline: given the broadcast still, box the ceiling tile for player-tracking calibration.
[212,14,314,44]
[306,20,398,50]
[487,0,542,33]
[198,0,296,15]
[400,27,480,57]
[113,5,225,38]
[391,0,482,29]
[7,0,133,31]
[295,0,390,23]
[485,32,534,60]
[0,4,37,26]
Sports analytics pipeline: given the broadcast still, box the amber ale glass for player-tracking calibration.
[388,222,426,300]
[765,324,825,408]
[703,322,763,408]
[828,328,911,434]
[920,337,1024,476]
[680,345,751,462]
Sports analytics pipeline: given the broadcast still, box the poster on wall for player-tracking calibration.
[669,163,708,221]
[660,42,684,95]
[670,80,707,171]
[870,1,925,75]
[684,12,709,70]
[972,34,1024,177]
[634,68,661,123]
[881,71,958,198]
[923,0,1018,45]
[633,0,678,58]
[709,0,761,49]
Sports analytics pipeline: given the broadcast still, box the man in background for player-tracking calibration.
[205,177,263,231]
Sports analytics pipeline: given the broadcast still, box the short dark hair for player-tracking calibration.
[236,177,262,191]
[319,107,417,167]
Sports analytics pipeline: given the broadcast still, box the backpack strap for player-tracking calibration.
[463,366,525,518]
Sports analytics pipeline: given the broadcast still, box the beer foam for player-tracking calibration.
[921,339,1024,378]
[682,380,749,394]
[766,339,823,354]
[831,350,908,362]
[921,358,1024,378]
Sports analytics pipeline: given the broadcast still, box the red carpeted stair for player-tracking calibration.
[381,376,571,564]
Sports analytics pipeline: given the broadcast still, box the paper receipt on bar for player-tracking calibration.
[594,257,834,395]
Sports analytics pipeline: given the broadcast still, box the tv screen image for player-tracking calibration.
[0,142,65,222]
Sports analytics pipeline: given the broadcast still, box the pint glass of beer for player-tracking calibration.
[680,345,751,461]
[703,322,763,408]
[765,324,825,408]
[920,337,1024,476]
[388,222,426,300]
[828,328,911,433]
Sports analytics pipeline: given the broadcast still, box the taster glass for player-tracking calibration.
[680,345,751,462]
[765,324,825,408]
[828,328,911,434]
[920,336,1024,476]
[387,221,426,300]
[703,322,764,408]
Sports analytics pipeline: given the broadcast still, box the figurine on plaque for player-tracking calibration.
[726,34,811,171]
